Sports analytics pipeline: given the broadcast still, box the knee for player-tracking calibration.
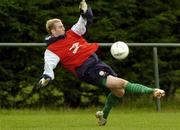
[112,88,125,98]
[117,89,125,97]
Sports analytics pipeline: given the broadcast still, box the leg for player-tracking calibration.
[103,88,124,119]
[125,82,165,97]
[96,76,126,126]
[106,75,165,97]
[77,55,165,125]
[96,75,165,126]
[96,90,123,126]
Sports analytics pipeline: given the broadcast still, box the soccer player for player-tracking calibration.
[38,0,165,126]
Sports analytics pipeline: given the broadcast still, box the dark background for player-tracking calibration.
[0,0,179,108]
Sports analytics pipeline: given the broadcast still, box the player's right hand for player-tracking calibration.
[79,0,88,14]
[38,74,51,87]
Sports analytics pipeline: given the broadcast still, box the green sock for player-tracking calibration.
[102,92,120,119]
[125,82,154,94]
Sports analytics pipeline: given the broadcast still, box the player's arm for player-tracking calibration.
[71,0,93,36]
[38,49,60,87]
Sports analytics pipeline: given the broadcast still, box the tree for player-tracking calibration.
[0,0,179,108]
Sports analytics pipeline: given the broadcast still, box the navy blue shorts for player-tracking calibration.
[76,54,117,87]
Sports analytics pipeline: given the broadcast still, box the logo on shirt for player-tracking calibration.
[69,42,82,54]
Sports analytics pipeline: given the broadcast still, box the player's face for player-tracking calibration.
[51,21,65,37]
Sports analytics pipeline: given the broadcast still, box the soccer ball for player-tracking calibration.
[110,41,129,60]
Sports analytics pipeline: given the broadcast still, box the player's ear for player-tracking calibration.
[51,29,55,35]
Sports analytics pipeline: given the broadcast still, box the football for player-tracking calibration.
[110,41,129,60]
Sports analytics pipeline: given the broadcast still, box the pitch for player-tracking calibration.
[0,108,179,130]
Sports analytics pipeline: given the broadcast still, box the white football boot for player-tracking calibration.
[95,111,107,126]
[153,88,165,98]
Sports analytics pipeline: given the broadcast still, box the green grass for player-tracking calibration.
[0,108,180,130]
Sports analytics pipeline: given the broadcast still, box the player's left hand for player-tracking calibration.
[79,0,88,14]
[38,74,51,87]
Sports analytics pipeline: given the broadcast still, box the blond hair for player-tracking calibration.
[46,18,61,34]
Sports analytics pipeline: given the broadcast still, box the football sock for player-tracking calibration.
[103,92,120,119]
[125,82,154,94]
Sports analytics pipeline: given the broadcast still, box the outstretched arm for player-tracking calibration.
[43,49,60,80]
[39,49,60,87]
[71,0,93,36]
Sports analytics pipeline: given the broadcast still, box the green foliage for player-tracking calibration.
[0,0,179,108]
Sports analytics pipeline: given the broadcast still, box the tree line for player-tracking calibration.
[0,0,179,108]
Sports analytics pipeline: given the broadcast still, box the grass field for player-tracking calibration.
[0,108,180,130]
